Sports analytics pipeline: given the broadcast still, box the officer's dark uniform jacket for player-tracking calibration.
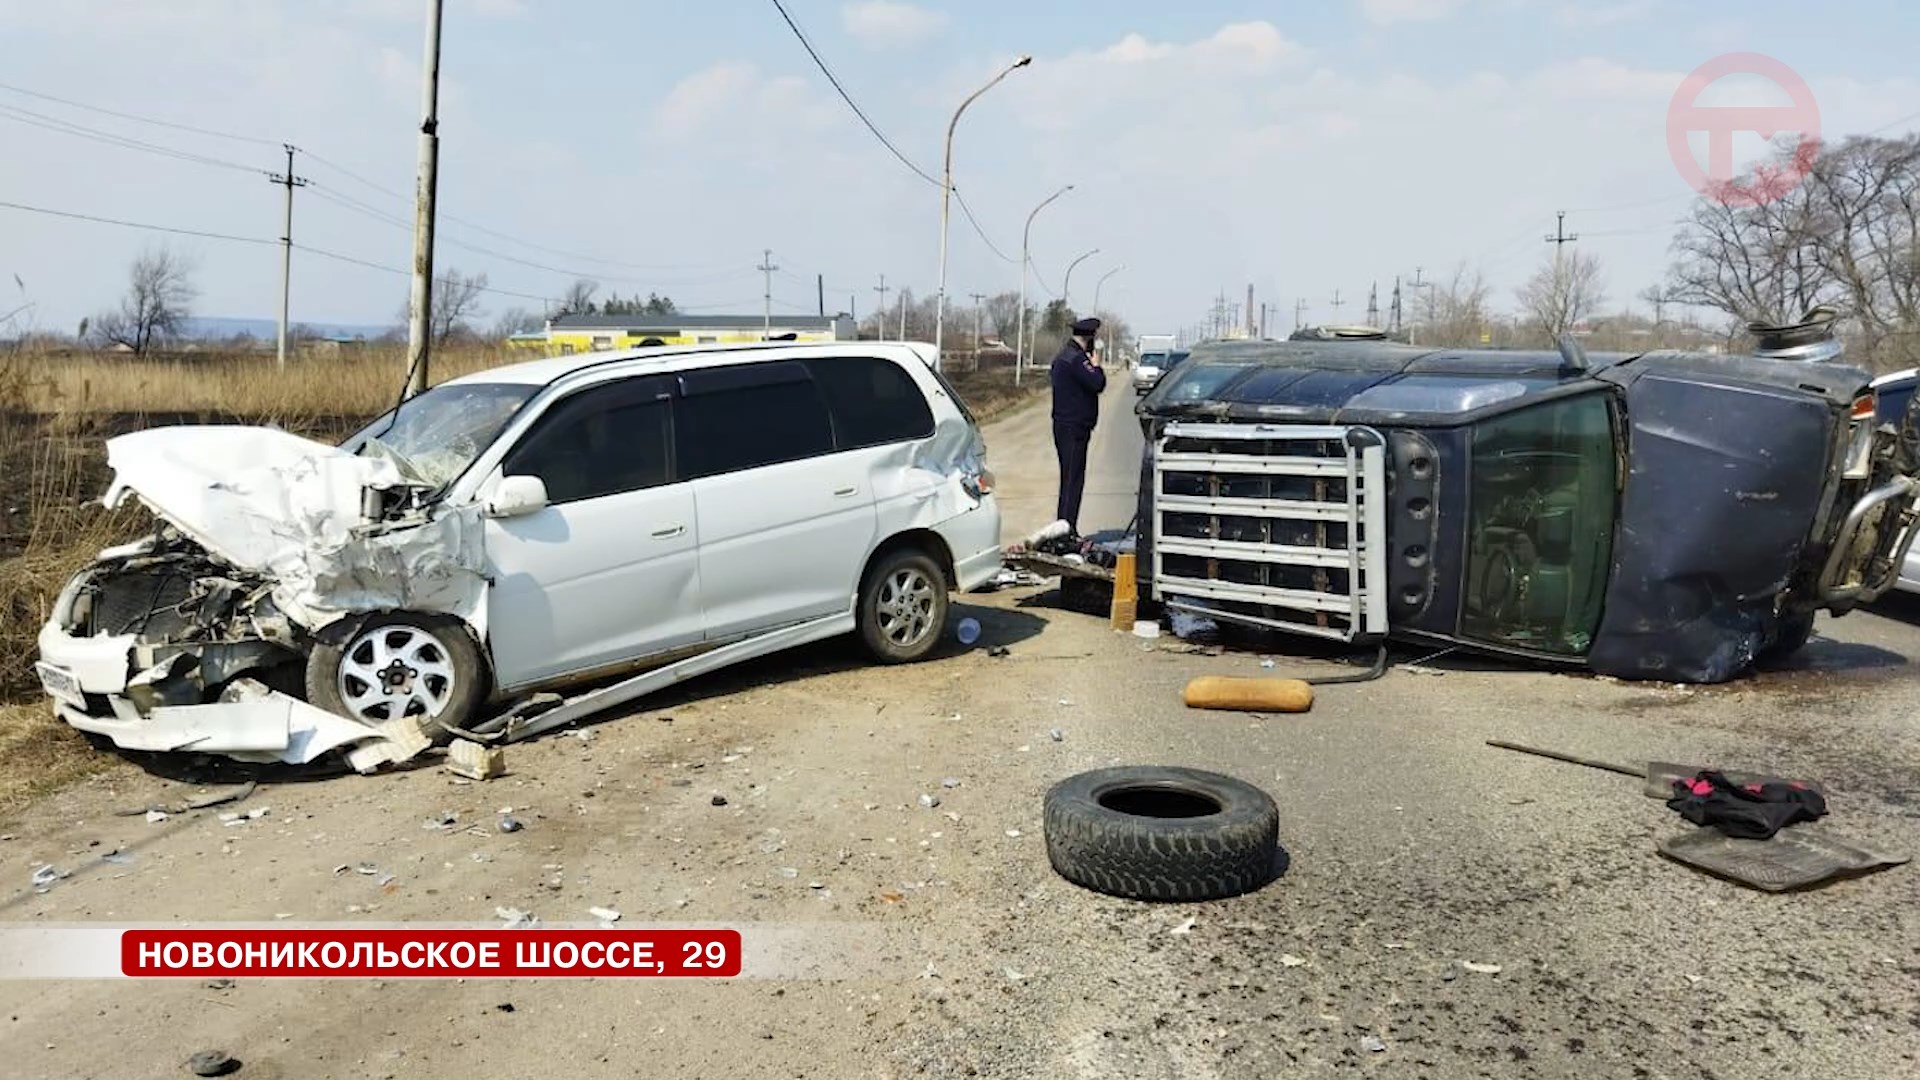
[1049,338,1105,429]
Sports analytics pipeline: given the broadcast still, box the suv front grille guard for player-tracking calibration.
[1150,422,1389,643]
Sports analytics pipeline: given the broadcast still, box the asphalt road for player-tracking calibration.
[2,374,1918,1080]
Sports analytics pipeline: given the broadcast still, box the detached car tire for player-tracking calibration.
[305,611,489,743]
[1044,766,1280,902]
[1757,611,1817,666]
[858,548,949,664]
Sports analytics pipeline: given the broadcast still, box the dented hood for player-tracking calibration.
[100,426,490,633]
[103,426,387,572]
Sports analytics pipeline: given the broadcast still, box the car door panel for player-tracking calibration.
[675,361,878,638]
[481,374,702,689]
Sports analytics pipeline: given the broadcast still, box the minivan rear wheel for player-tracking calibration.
[858,549,948,663]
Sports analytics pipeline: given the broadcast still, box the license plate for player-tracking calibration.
[34,662,85,709]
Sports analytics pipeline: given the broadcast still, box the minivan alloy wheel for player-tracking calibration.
[337,624,458,722]
[875,567,938,648]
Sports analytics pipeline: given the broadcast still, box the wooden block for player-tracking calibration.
[1110,595,1138,632]
[1183,676,1314,714]
[1112,553,1138,601]
[446,739,506,780]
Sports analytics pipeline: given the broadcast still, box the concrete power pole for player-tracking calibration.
[968,292,986,363]
[757,249,778,338]
[898,290,907,342]
[1545,210,1579,267]
[268,143,308,370]
[1366,281,1379,328]
[1390,276,1403,334]
[403,0,446,398]
[817,273,824,317]
[1330,290,1345,320]
[1294,297,1306,331]
[1245,283,1255,338]
[874,275,891,341]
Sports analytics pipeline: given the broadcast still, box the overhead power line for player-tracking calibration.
[767,0,939,187]
[0,102,269,176]
[0,79,280,146]
[766,0,1016,263]
[0,197,277,246]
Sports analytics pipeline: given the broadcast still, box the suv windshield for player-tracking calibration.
[342,382,538,490]
[1145,360,1255,407]
[1460,392,1618,656]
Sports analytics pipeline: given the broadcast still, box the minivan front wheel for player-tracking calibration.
[305,612,488,742]
[858,549,948,663]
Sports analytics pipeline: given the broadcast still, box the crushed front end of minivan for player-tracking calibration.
[1132,317,1919,683]
[34,424,488,771]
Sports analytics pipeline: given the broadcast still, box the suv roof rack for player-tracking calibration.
[1289,325,1389,342]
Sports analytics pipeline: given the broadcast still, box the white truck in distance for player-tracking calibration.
[1133,334,1179,394]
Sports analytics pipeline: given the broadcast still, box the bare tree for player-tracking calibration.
[490,307,543,340]
[94,246,197,355]
[554,278,599,318]
[1665,146,1831,329]
[397,269,488,346]
[1408,263,1495,347]
[1517,250,1606,343]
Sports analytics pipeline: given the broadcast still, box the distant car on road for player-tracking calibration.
[1132,317,1917,683]
[1133,349,1190,395]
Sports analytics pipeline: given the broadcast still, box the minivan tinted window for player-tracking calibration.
[676,361,836,478]
[503,376,673,504]
[807,357,935,449]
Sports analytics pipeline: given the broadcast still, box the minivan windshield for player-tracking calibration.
[342,382,539,490]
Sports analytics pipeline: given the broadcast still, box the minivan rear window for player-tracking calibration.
[675,361,836,478]
[807,357,935,449]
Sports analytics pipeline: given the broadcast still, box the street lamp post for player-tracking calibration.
[1016,183,1072,386]
[1062,248,1099,310]
[1093,263,1124,359]
[935,54,1032,374]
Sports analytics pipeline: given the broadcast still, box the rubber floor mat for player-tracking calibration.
[1659,827,1909,892]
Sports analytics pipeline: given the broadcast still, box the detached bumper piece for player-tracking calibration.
[55,677,428,773]
[1150,422,1389,643]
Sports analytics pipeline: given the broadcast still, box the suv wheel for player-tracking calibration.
[858,549,948,663]
[306,612,488,742]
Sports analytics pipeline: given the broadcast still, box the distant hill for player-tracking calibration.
[181,316,398,341]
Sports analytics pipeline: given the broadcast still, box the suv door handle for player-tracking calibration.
[833,486,859,498]
[651,524,686,539]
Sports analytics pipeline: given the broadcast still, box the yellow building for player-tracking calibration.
[539,314,856,356]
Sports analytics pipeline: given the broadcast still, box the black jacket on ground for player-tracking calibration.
[1049,339,1105,429]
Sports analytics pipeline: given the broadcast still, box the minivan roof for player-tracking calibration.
[442,340,932,388]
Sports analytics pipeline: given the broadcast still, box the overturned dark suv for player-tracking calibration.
[1132,316,1920,683]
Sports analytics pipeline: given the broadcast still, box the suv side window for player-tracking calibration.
[502,375,674,505]
[675,360,836,479]
[806,357,935,449]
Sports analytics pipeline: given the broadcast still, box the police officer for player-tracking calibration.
[1049,316,1106,539]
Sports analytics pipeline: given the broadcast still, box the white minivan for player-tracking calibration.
[35,341,1002,767]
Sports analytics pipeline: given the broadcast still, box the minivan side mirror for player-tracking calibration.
[485,475,549,518]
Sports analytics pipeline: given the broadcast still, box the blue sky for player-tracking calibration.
[2,0,1918,338]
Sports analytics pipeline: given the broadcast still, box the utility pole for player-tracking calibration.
[403,0,445,398]
[757,249,778,338]
[268,143,308,370]
[1390,276,1403,335]
[1245,283,1255,338]
[1294,297,1306,331]
[817,273,824,317]
[1545,210,1579,267]
[1330,289,1345,320]
[874,275,891,341]
[898,289,908,342]
[968,292,986,363]
[1366,281,1379,328]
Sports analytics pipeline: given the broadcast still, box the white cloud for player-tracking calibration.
[841,1,949,49]
[1357,0,1468,26]
[654,62,835,139]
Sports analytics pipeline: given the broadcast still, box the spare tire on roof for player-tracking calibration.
[1042,766,1280,901]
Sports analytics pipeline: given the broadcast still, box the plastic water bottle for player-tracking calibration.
[956,618,981,646]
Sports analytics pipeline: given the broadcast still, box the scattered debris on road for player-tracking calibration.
[1361,1036,1387,1054]
[1168,916,1196,935]
[1279,954,1307,967]
[495,906,539,929]
[589,906,621,924]
[919,794,941,809]
[1182,676,1314,714]
[497,814,524,833]
[1461,961,1503,974]
[185,1049,239,1077]
[447,740,506,781]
